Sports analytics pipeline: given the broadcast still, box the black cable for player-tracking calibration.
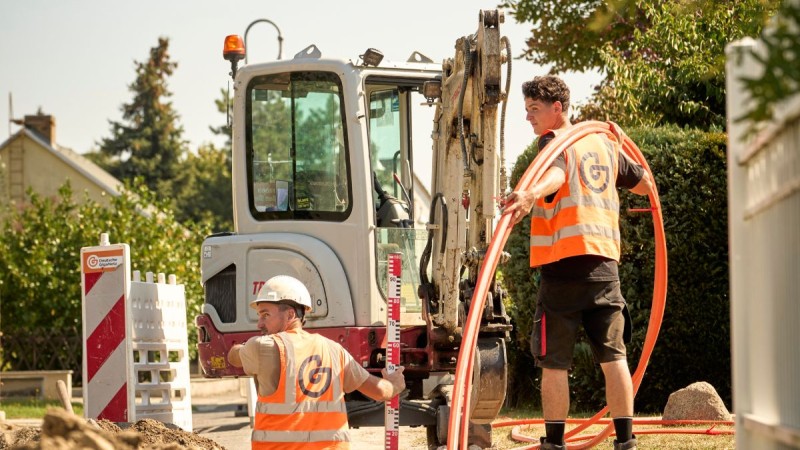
[419,193,448,285]
[499,35,512,192]
[458,37,473,171]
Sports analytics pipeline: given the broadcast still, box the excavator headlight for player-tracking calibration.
[422,80,442,103]
[360,48,384,67]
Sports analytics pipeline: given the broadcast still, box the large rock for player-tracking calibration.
[662,381,732,421]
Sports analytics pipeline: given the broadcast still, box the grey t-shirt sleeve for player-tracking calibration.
[239,336,264,376]
[240,335,281,397]
[339,345,371,393]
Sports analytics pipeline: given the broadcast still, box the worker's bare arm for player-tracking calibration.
[228,344,244,368]
[503,166,566,224]
[357,366,406,402]
[629,170,653,196]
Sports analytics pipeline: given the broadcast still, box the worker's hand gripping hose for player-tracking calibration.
[446,121,668,450]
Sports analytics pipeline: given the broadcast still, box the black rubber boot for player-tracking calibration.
[539,436,567,450]
[613,435,637,450]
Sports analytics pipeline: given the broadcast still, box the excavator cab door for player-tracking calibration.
[366,78,434,323]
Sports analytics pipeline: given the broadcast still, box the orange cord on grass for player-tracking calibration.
[493,418,734,447]
[446,121,669,450]
[510,425,734,449]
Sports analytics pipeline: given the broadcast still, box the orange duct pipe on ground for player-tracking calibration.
[496,418,733,446]
[446,121,668,450]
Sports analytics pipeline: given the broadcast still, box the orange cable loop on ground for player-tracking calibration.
[446,121,669,450]
[496,419,734,448]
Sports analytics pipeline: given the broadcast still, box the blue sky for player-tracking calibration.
[0,0,600,174]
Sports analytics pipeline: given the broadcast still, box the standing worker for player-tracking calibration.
[228,275,406,450]
[503,75,652,450]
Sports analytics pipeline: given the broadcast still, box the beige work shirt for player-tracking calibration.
[239,330,370,397]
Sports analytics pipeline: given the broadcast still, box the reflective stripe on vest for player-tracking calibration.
[530,131,621,267]
[252,330,350,450]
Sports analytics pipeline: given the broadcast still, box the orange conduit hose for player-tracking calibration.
[511,425,734,446]
[495,419,734,445]
[495,418,734,428]
[446,121,668,450]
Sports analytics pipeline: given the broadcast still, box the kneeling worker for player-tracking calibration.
[228,275,406,449]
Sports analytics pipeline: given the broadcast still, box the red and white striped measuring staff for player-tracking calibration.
[385,252,401,450]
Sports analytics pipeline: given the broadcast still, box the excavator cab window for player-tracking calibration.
[246,71,352,221]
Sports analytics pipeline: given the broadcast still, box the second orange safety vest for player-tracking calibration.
[529,130,621,267]
[252,329,350,450]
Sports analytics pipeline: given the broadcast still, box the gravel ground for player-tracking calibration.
[0,381,430,450]
[192,401,429,450]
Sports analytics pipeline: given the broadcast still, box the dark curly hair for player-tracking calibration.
[522,75,570,110]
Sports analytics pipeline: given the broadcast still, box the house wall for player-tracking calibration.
[0,133,115,211]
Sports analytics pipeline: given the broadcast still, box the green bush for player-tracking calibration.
[503,125,729,413]
[0,181,210,374]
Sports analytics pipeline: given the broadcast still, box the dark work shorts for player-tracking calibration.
[530,279,632,370]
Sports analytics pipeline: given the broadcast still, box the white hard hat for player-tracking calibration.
[250,275,313,312]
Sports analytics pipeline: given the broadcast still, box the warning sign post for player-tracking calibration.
[81,233,133,422]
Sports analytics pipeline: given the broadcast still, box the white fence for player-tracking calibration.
[130,271,193,431]
[726,28,800,450]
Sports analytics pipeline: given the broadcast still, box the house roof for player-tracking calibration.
[1,128,122,197]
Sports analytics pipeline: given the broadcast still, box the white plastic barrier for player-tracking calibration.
[130,271,193,431]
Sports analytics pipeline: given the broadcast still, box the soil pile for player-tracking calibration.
[1,408,227,450]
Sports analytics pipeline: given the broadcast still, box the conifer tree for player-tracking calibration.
[98,37,186,193]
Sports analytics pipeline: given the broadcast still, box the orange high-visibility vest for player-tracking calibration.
[252,329,350,450]
[529,130,621,267]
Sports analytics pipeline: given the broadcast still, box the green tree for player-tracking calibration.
[97,37,187,193]
[500,0,647,73]
[504,0,778,128]
[600,0,775,127]
[0,182,210,371]
[173,143,233,231]
[739,0,800,125]
[169,87,235,232]
[209,88,233,152]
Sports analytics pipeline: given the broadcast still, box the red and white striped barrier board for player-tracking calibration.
[385,252,401,450]
[81,233,133,422]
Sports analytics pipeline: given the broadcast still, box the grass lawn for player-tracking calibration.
[1,399,84,419]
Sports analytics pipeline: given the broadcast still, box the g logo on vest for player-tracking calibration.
[579,151,610,193]
[298,354,332,398]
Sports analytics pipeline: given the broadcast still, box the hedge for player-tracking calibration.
[0,182,210,374]
[502,125,730,413]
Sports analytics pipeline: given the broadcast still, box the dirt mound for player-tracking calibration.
[1,408,227,450]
